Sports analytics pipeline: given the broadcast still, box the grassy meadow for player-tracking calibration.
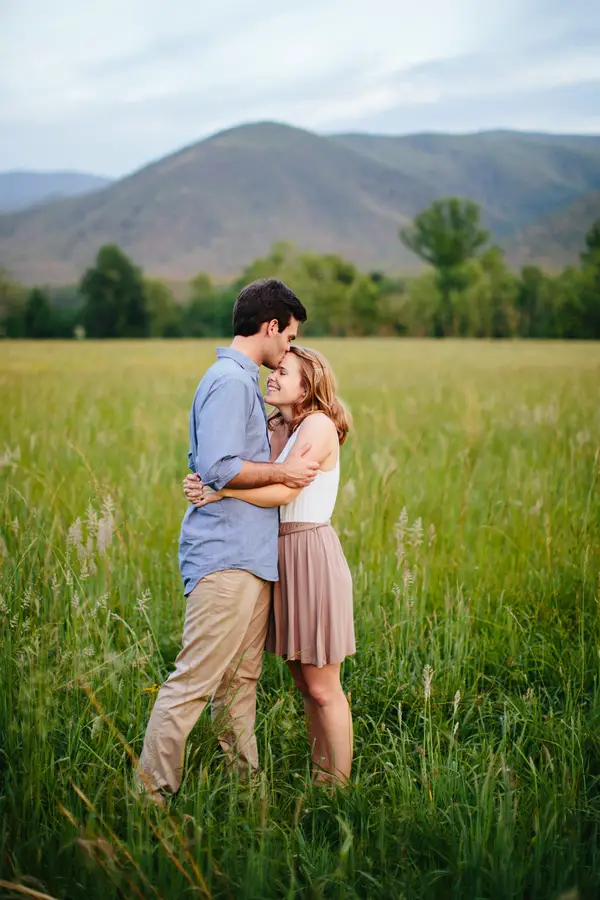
[1,338,599,900]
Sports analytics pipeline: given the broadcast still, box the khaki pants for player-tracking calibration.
[139,569,271,794]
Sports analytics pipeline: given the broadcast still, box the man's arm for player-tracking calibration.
[216,414,338,505]
[227,447,319,489]
[226,460,283,489]
[194,378,319,490]
[194,377,252,489]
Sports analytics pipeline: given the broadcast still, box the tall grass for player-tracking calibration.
[1,339,599,899]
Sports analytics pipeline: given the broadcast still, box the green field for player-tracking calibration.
[1,339,599,900]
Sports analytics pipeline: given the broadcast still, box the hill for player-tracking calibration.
[0,171,112,214]
[0,123,599,284]
[332,131,600,236]
[0,124,435,284]
[504,191,600,271]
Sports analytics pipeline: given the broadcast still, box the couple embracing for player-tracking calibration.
[138,278,355,803]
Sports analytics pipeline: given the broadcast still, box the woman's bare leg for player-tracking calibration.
[301,663,353,785]
[287,661,326,774]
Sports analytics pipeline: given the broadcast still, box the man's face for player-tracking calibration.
[263,316,299,369]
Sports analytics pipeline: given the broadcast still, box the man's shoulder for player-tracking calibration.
[193,360,253,408]
[199,358,252,390]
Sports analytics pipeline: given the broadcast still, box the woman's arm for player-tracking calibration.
[216,421,299,506]
[220,483,300,507]
[221,414,338,508]
[185,414,338,509]
[183,466,300,508]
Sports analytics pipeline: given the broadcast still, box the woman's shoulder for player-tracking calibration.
[296,412,338,440]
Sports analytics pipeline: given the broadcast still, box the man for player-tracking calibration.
[138,278,317,801]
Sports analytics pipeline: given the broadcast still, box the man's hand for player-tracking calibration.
[183,473,204,506]
[278,443,320,488]
[183,473,223,508]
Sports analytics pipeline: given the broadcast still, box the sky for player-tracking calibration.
[1,0,599,177]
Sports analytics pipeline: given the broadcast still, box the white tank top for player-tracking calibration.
[276,429,340,524]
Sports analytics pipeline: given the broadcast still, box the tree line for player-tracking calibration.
[1,198,599,340]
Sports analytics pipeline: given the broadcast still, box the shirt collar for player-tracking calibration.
[217,346,260,378]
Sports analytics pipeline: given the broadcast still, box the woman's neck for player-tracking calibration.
[278,405,293,426]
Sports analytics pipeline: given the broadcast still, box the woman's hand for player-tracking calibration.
[183,473,223,508]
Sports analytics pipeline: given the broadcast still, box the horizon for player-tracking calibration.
[2,119,600,181]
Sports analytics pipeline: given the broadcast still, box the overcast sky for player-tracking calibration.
[1,0,599,177]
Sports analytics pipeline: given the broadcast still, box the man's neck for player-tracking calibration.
[230,336,263,367]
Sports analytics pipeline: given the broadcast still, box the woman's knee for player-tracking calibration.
[302,667,343,708]
[287,662,310,698]
[294,676,311,699]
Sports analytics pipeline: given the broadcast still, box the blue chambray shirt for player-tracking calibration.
[178,347,279,595]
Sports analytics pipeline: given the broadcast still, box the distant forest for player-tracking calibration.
[2,198,599,341]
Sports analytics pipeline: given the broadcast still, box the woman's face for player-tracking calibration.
[265,351,305,408]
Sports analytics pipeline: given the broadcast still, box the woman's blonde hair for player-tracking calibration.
[268,346,351,445]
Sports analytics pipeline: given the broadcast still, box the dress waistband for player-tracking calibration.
[279,521,331,536]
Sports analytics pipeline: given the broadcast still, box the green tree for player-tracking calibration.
[404,271,440,337]
[293,253,356,336]
[516,266,546,337]
[47,285,84,338]
[144,278,182,337]
[400,198,489,337]
[52,306,82,338]
[370,274,409,336]
[578,219,600,338]
[80,245,149,338]
[49,284,84,313]
[551,266,587,339]
[0,269,27,338]
[464,248,517,338]
[580,219,600,267]
[240,242,296,285]
[183,273,233,337]
[24,287,54,338]
[241,243,385,337]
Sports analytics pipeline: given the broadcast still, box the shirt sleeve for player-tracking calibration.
[193,376,253,490]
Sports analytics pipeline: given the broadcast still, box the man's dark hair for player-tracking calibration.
[232,278,307,337]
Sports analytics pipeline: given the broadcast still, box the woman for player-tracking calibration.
[183,346,355,785]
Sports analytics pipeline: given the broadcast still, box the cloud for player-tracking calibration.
[334,20,600,135]
[0,0,598,175]
[342,80,600,138]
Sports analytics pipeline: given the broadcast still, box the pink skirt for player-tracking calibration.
[266,521,355,668]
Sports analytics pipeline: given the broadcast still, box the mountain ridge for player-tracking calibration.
[0,122,599,284]
[0,170,112,214]
[504,190,600,271]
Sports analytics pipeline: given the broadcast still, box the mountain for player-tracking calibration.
[0,123,599,284]
[0,123,435,284]
[331,131,600,236]
[0,171,112,214]
[504,191,600,271]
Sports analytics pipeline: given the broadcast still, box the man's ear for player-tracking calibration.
[265,319,280,336]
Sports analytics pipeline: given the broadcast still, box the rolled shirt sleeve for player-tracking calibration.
[179,348,278,594]
[193,376,252,490]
